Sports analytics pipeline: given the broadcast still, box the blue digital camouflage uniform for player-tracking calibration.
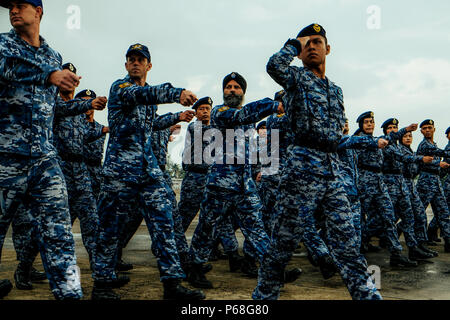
[444,142,450,212]
[399,143,428,243]
[253,41,381,300]
[356,129,408,253]
[179,121,241,255]
[0,29,86,299]
[54,102,105,263]
[381,139,425,248]
[93,75,187,283]
[416,138,450,241]
[84,119,106,200]
[188,98,279,266]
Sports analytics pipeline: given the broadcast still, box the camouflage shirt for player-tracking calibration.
[102,75,184,182]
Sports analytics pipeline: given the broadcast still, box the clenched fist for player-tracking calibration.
[179,110,195,122]
[406,124,419,132]
[49,69,81,92]
[91,97,108,111]
[422,156,433,164]
[180,90,198,107]
[378,138,389,149]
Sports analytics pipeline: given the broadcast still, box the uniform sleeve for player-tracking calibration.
[116,82,183,107]
[84,121,105,144]
[267,43,299,90]
[385,128,408,143]
[214,99,279,128]
[54,96,93,118]
[419,141,450,158]
[153,112,182,131]
[338,135,378,151]
[384,144,423,164]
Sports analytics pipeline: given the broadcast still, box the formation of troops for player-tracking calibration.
[0,0,449,301]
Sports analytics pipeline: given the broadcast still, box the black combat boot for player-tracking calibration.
[110,275,130,288]
[283,268,303,284]
[116,248,133,272]
[418,243,438,257]
[163,279,206,300]
[445,238,450,253]
[427,227,441,244]
[0,279,13,299]
[318,256,337,280]
[409,246,434,260]
[14,262,33,290]
[187,263,213,289]
[209,241,224,262]
[390,252,418,267]
[241,254,258,278]
[228,251,243,273]
[30,267,47,282]
[92,281,121,300]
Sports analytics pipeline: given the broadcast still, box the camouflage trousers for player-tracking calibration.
[189,186,270,265]
[93,172,185,282]
[359,171,403,253]
[259,175,280,237]
[253,169,381,300]
[178,171,244,256]
[87,164,103,202]
[404,179,428,243]
[383,174,418,248]
[417,173,450,240]
[11,205,40,265]
[61,160,99,262]
[0,156,82,300]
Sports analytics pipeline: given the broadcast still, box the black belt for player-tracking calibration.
[359,164,382,173]
[295,137,338,153]
[60,153,83,163]
[85,159,102,167]
[383,169,402,175]
[421,168,440,175]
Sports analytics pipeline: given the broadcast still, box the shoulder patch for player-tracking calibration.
[277,113,286,118]
[119,82,132,89]
[218,106,230,112]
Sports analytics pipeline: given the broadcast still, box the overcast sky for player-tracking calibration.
[1,0,449,163]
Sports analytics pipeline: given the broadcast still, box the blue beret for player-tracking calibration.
[192,97,213,110]
[381,118,399,134]
[62,63,77,74]
[75,89,96,99]
[420,119,435,128]
[256,121,267,131]
[357,111,374,124]
[223,72,247,94]
[274,90,286,102]
[297,23,327,40]
[446,127,450,136]
[126,43,151,62]
[0,0,42,9]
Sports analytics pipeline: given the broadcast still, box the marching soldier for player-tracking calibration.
[253,24,381,300]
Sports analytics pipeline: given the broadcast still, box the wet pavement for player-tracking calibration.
[1,209,450,300]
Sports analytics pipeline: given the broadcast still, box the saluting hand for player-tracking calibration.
[49,69,81,92]
[406,124,419,132]
[180,90,198,107]
[179,110,195,123]
[378,138,389,149]
[91,97,108,111]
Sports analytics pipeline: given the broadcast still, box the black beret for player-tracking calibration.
[62,62,77,74]
[75,89,96,99]
[357,111,375,128]
[446,127,450,136]
[381,118,399,134]
[223,72,247,94]
[192,97,213,110]
[274,90,286,102]
[297,23,327,40]
[256,121,267,131]
[420,119,435,128]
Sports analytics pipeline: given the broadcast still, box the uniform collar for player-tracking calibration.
[124,74,149,87]
[9,28,48,51]
[302,67,330,91]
